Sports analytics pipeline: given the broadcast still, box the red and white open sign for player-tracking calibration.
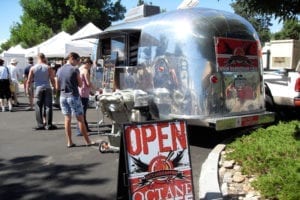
[123,120,194,200]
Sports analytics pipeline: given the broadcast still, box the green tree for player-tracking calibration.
[273,19,300,40]
[137,0,153,6]
[9,13,53,48]
[61,15,77,33]
[137,0,145,6]
[0,40,13,53]
[229,0,300,20]
[231,1,272,44]
[8,0,126,48]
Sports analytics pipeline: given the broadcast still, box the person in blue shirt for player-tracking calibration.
[56,52,96,148]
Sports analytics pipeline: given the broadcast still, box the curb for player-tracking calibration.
[199,144,226,200]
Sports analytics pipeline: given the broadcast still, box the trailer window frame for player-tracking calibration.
[98,30,141,67]
[98,30,141,90]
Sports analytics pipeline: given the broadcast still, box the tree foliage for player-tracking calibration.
[231,0,300,21]
[231,2,272,44]
[3,0,126,49]
[273,19,300,40]
[137,0,153,6]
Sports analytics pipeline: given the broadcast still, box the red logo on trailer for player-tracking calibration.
[215,37,259,72]
[124,121,194,200]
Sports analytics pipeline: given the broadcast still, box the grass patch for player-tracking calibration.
[226,121,300,200]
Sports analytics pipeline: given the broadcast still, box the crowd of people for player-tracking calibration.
[0,52,97,148]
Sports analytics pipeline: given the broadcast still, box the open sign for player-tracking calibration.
[123,120,194,200]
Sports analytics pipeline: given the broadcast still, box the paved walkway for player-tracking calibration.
[0,93,214,199]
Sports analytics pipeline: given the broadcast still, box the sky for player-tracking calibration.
[0,0,282,45]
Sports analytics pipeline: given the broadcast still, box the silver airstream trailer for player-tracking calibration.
[95,7,274,131]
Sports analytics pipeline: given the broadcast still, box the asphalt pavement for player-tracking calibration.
[0,93,218,200]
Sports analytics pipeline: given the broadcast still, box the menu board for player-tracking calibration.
[103,51,117,90]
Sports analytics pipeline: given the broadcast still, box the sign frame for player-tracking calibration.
[121,120,195,200]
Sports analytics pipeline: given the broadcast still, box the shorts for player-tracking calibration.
[0,79,11,99]
[60,94,83,116]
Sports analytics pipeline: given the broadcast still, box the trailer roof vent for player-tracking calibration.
[124,5,160,22]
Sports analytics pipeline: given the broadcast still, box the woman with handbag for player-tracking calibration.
[0,59,13,112]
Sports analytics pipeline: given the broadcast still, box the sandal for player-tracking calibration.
[67,143,76,148]
[86,141,98,147]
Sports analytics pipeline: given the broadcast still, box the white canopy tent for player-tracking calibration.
[39,31,72,58]
[71,22,102,41]
[65,40,95,57]
[25,23,102,58]
[6,44,27,54]
[66,22,102,57]
[1,44,27,70]
[25,31,71,58]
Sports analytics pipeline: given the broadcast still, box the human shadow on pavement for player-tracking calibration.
[0,155,115,200]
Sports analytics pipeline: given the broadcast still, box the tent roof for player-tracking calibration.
[65,40,95,57]
[71,22,102,41]
[39,31,72,57]
[6,44,27,54]
[25,27,99,58]
[26,31,71,58]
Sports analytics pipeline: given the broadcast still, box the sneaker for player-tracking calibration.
[45,124,57,130]
[34,126,45,130]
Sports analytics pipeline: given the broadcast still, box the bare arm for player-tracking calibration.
[83,69,94,89]
[48,67,56,88]
[26,68,34,93]
[55,77,60,91]
[77,72,83,88]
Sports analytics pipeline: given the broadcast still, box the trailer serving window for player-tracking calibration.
[98,31,141,90]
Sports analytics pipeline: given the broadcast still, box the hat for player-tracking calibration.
[10,58,18,64]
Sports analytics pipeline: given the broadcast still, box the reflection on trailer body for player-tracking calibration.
[96,8,274,130]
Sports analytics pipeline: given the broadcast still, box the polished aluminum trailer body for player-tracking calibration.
[96,8,274,130]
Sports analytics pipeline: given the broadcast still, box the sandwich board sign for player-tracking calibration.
[120,120,194,200]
